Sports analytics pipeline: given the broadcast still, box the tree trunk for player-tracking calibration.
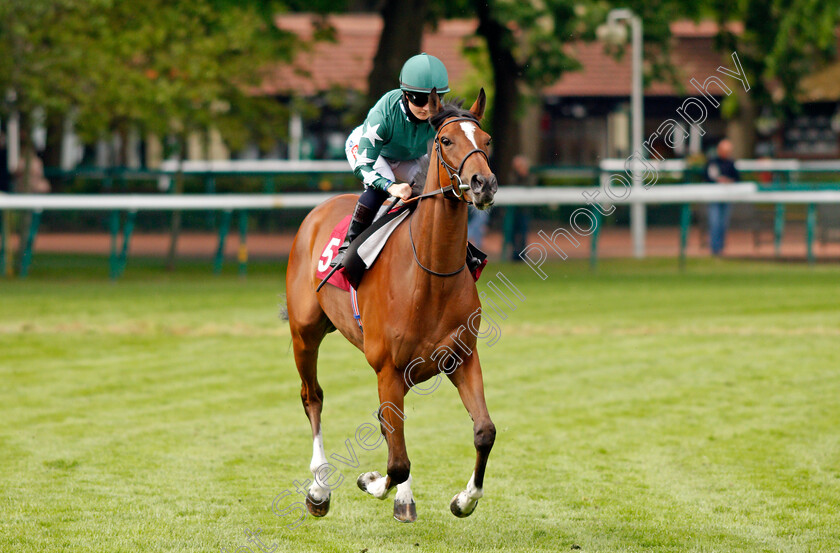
[119,126,130,168]
[727,90,757,159]
[166,173,183,272]
[13,141,33,275]
[366,0,430,103]
[166,135,185,271]
[43,112,63,172]
[473,0,521,185]
[1,210,10,277]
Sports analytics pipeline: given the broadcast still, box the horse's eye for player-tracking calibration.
[486,137,492,146]
[441,137,452,146]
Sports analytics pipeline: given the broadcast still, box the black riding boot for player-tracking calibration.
[330,201,376,268]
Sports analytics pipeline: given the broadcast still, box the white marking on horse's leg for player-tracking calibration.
[366,473,390,499]
[394,474,414,505]
[459,122,479,149]
[465,472,483,499]
[308,429,330,502]
[393,474,417,522]
[358,471,391,499]
[452,471,483,516]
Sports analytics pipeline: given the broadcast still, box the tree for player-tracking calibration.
[367,0,432,103]
[466,0,713,181]
[0,0,300,273]
[0,0,298,162]
[467,0,593,182]
[466,0,839,168]
[711,0,840,155]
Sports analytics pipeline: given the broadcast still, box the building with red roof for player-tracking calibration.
[264,14,838,164]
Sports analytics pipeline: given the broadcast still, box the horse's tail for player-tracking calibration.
[278,294,289,321]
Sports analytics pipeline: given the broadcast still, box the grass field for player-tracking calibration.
[1,255,839,553]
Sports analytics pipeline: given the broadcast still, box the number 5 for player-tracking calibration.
[318,237,342,272]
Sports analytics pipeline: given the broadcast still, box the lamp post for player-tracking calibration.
[599,9,645,258]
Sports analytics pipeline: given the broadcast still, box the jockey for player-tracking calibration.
[330,53,450,268]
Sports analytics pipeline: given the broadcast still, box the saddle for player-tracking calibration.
[315,201,487,292]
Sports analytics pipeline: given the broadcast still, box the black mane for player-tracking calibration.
[429,99,478,130]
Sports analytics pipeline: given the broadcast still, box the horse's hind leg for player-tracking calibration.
[289,308,332,516]
[448,353,495,518]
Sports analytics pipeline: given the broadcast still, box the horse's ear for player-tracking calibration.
[469,88,487,121]
[428,87,442,117]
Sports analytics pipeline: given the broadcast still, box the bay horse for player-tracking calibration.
[285,89,498,522]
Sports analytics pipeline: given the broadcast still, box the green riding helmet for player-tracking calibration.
[399,53,450,95]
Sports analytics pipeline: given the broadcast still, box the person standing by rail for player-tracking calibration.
[705,138,740,256]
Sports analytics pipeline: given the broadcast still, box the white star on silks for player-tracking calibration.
[362,169,380,186]
[354,149,375,169]
[361,123,382,145]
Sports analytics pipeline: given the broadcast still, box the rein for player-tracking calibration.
[400,184,459,205]
[407,114,489,278]
[408,211,466,277]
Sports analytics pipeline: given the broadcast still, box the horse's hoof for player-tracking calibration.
[449,491,478,518]
[357,471,391,499]
[357,471,381,493]
[305,492,330,517]
[394,499,417,523]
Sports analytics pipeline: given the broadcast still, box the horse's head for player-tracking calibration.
[428,88,497,210]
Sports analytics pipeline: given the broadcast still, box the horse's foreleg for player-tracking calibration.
[448,353,495,518]
[357,369,415,520]
[393,474,417,522]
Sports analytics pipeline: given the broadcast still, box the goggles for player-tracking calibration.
[404,90,442,107]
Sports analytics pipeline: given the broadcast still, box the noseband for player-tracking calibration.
[434,116,490,202]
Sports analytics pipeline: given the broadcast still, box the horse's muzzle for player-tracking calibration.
[470,173,497,210]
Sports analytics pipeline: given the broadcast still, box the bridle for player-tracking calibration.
[434,116,490,202]
[402,115,490,206]
[408,114,491,277]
